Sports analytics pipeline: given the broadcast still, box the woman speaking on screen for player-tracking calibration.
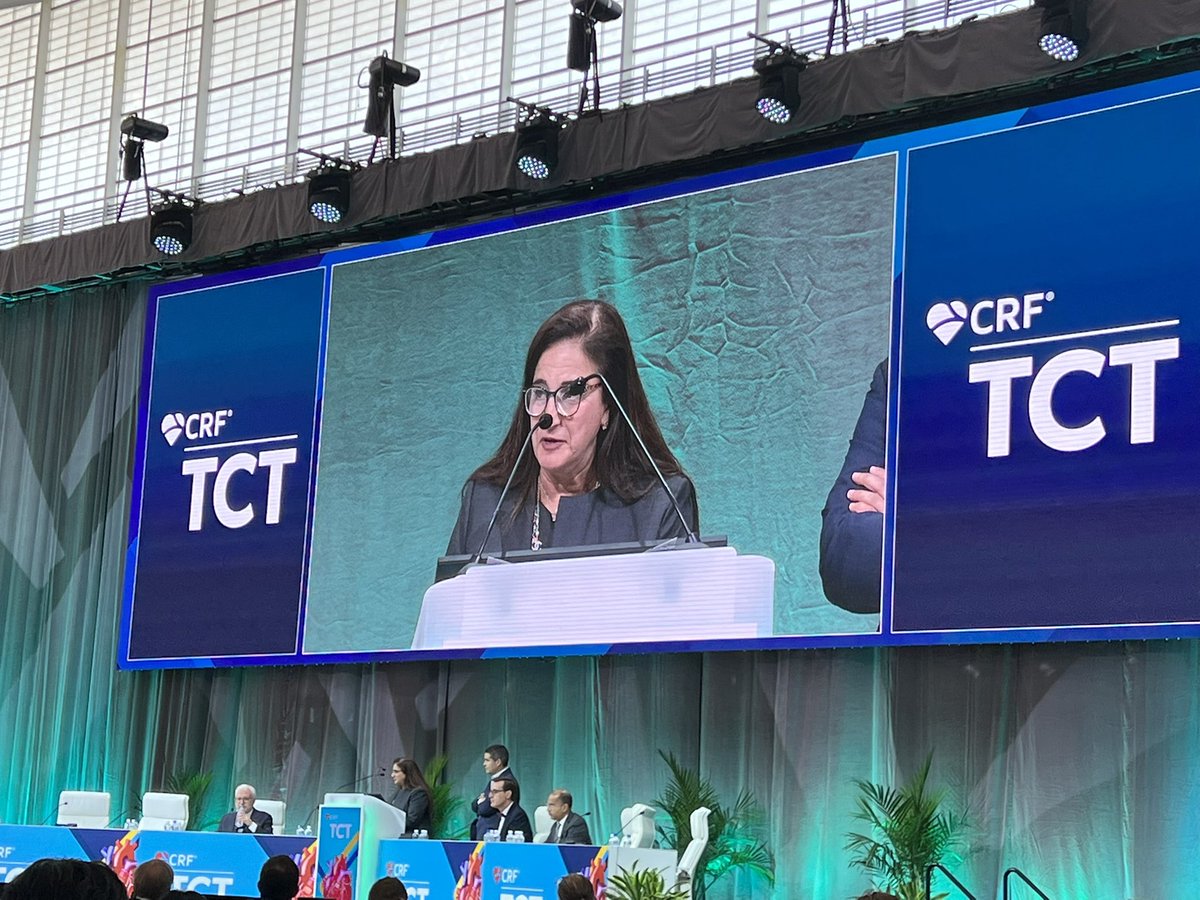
[446,300,698,556]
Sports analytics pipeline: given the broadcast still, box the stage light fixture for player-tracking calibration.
[120,115,169,143]
[753,49,805,125]
[150,202,193,256]
[306,167,353,224]
[116,114,171,220]
[567,0,622,114]
[514,112,560,181]
[1035,0,1089,62]
[363,53,420,159]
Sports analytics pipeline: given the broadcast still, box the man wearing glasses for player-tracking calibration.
[488,778,532,843]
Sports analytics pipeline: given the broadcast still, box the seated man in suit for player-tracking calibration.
[217,784,274,834]
[489,778,532,843]
[544,789,591,845]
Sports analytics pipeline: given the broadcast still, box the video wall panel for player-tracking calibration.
[120,69,1200,668]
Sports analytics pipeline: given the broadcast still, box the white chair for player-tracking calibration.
[255,799,286,833]
[139,792,189,831]
[675,806,711,899]
[620,803,657,849]
[58,791,111,828]
[532,805,553,843]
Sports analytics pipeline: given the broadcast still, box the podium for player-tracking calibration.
[317,793,406,900]
[412,546,775,650]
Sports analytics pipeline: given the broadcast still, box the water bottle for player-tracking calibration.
[295,825,305,835]
[620,833,632,848]
[608,832,619,849]
[507,831,524,843]
[419,829,429,840]
[305,825,313,837]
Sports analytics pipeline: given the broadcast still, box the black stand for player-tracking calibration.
[576,19,602,117]
[824,0,851,56]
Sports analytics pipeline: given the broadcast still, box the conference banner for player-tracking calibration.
[893,86,1200,635]
[317,806,362,900]
[376,839,478,900]
[119,67,1200,668]
[0,825,313,895]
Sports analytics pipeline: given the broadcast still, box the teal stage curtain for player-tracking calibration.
[3,285,1198,899]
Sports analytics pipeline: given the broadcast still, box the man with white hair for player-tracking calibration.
[217,783,274,833]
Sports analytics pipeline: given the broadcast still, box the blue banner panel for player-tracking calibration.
[135,831,313,896]
[377,838,477,900]
[894,88,1200,633]
[317,806,362,900]
[480,842,575,900]
[0,824,92,882]
[124,266,326,662]
[0,826,313,897]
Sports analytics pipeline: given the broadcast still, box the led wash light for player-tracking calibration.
[751,40,806,125]
[150,202,193,256]
[307,167,353,224]
[513,110,561,181]
[1036,0,1090,62]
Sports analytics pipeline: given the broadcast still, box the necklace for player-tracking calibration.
[531,481,543,551]
[532,476,601,551]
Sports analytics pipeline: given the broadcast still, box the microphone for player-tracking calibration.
[300,767,387,829]
[615,805,649,837]
[595,373,700,544]
[471,413,553,564]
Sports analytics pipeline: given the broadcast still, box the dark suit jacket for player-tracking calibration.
[470,767,516,839]
[819,359,887,613]
[496,802,533,843]
[546,810,591,845]
[217,807,273,834]
[390,786,432,834]
[447,476,698,555]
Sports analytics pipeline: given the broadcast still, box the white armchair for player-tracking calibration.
[533,805,553,843]
[57,791,111,828]
[139,792,190,831]
[255,799,286,834]
[675,806,712,900]
[620,803,657,849]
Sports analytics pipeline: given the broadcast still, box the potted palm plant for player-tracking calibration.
[654,750,774,900]
[606,863,686,900]
[844,753,969,900]
[424,754,467,839]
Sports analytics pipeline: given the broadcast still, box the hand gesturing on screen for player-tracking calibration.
[847,465,886,515]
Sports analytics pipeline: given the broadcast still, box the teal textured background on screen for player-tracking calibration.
[304,154,895,652]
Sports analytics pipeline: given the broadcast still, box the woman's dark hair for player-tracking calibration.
[392,758,433,800]
[473,300,685,510]
[6,859,127,900]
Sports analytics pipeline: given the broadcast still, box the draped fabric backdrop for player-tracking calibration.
[2,285,1198,899]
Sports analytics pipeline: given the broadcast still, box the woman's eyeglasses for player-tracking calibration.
[523,373,602,417]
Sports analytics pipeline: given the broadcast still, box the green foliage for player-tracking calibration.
[425,754,468,840]
[606,863,687,900]
[164,769,218,831]
[654,750,775,900]
[845,753,968,900]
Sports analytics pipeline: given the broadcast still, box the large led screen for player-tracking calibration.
[120,69,1200,668]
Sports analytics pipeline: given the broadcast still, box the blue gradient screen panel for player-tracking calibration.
[891,87,1200,635]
